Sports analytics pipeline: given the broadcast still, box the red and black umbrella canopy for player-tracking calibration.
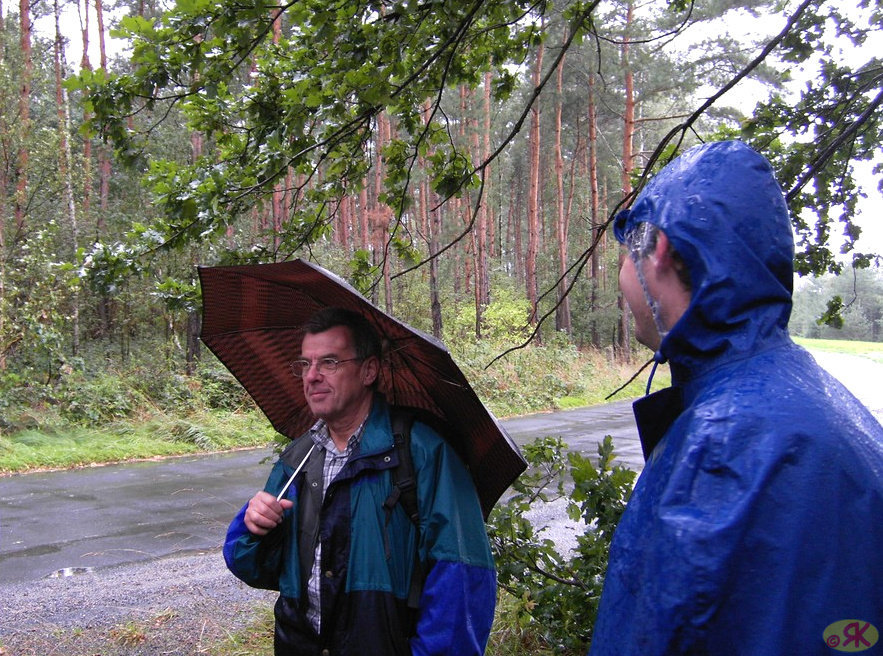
[198,259,526,518]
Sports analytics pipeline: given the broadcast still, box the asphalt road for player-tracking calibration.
[0,399,643,586]
[3,347,880,588]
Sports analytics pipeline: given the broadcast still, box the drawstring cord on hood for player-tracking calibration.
[605,356,655,401]
[604,350,666,401]
[646,358,660,396]
[626,239,670,344]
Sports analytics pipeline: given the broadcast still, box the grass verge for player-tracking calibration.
[202,607,274,656]
[0,410,279,474]
[794,336,883,363]
[199,591,555,656]
[0,345,664,475]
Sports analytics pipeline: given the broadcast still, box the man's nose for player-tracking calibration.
[303,361,323,380]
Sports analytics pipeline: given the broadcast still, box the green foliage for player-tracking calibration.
[741,1,882,277]
[57,371,138,425]
[155,276,200,315]
[793,336,883,364]
[0,410,277,473]
[450,337,667,418]
[202,605,275,655]
[73,0,564,261]
[0,341,258,436]
[453,341,583,417]
[819,295,845,330]
[488,435,636,653]
[0,223,80,381]
[791,267,883,341]
[193,360,258,411]
[444,286,533,347]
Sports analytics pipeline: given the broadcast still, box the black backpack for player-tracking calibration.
[383,407,425,612]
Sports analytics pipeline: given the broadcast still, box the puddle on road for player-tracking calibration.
[45,566,94,578]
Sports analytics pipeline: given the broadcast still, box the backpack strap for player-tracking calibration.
[386,409,419,523]
[382,407,425,614]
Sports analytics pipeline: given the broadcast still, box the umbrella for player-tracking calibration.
[198,259,526,518]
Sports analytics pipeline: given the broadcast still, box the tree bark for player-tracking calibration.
[271,12,284,254]
[588,70,602,348]
[15,0,32,232]
[618,0,635,362]
[554,48,571,335]
[526,41,543,336]
[478,72,491,308]
[482,71,495,262]
[55,0,80,356]
[95,0,111,237]
[79,1,93,230]
[420,101,443,339]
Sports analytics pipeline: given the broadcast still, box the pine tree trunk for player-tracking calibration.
[554,50,571,335]
[618,0,635,363]
[15,0,31,231]
[420,101,443,339]
[0,2,6,368]
[478,72,491,308]
[482,71,495,262]
[271,12,283,254]
[466,86,485,339]
[95,0,111,236]
[79,7,93,231]
[526,42,543,336]
[55,0,79,357]
[588,71,602,349]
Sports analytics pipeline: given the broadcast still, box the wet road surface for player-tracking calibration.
[4,346,880,587]
[0,400,643,585]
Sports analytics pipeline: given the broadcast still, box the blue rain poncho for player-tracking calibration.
[590,141,883,655]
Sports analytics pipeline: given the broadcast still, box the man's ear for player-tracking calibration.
[362,356,380,386]
[650,231,673,269]
[653,231,691,294]
[652,232,680,274]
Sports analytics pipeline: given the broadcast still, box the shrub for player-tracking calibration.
[127,368,195,412]
[59,374,136,425]
[487,435,636,654]
[193,363,256,411]
[452,340,590,417]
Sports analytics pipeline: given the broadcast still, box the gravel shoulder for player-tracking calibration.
[0,549,277,655]
[2,350,879,656]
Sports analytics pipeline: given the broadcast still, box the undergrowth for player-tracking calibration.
[0,339,662,474]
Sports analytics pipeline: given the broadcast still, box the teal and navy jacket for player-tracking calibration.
[224,397,496,655]
[590,141,883,655]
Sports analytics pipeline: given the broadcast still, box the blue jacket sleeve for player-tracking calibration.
[223,501,286,591]
[222,461,292,592]
[408,423,496,656]
[411,560,496,656]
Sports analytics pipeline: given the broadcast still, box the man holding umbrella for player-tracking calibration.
[223,307,496,655]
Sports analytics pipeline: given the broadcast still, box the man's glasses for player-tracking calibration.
[289,357,363,378]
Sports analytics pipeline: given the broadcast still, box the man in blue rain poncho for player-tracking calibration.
[590,140,883,655]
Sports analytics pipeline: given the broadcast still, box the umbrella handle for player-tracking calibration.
[276,444,316,501]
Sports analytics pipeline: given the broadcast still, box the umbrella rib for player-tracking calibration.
[385,345,466,389]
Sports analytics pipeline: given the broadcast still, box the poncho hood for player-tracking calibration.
[615,141,793,382]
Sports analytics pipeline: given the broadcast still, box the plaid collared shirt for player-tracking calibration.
[305,418,365,633]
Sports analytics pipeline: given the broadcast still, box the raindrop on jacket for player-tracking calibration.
[591,141,883,655]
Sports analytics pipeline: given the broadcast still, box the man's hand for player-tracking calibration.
[244,490,294,536]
